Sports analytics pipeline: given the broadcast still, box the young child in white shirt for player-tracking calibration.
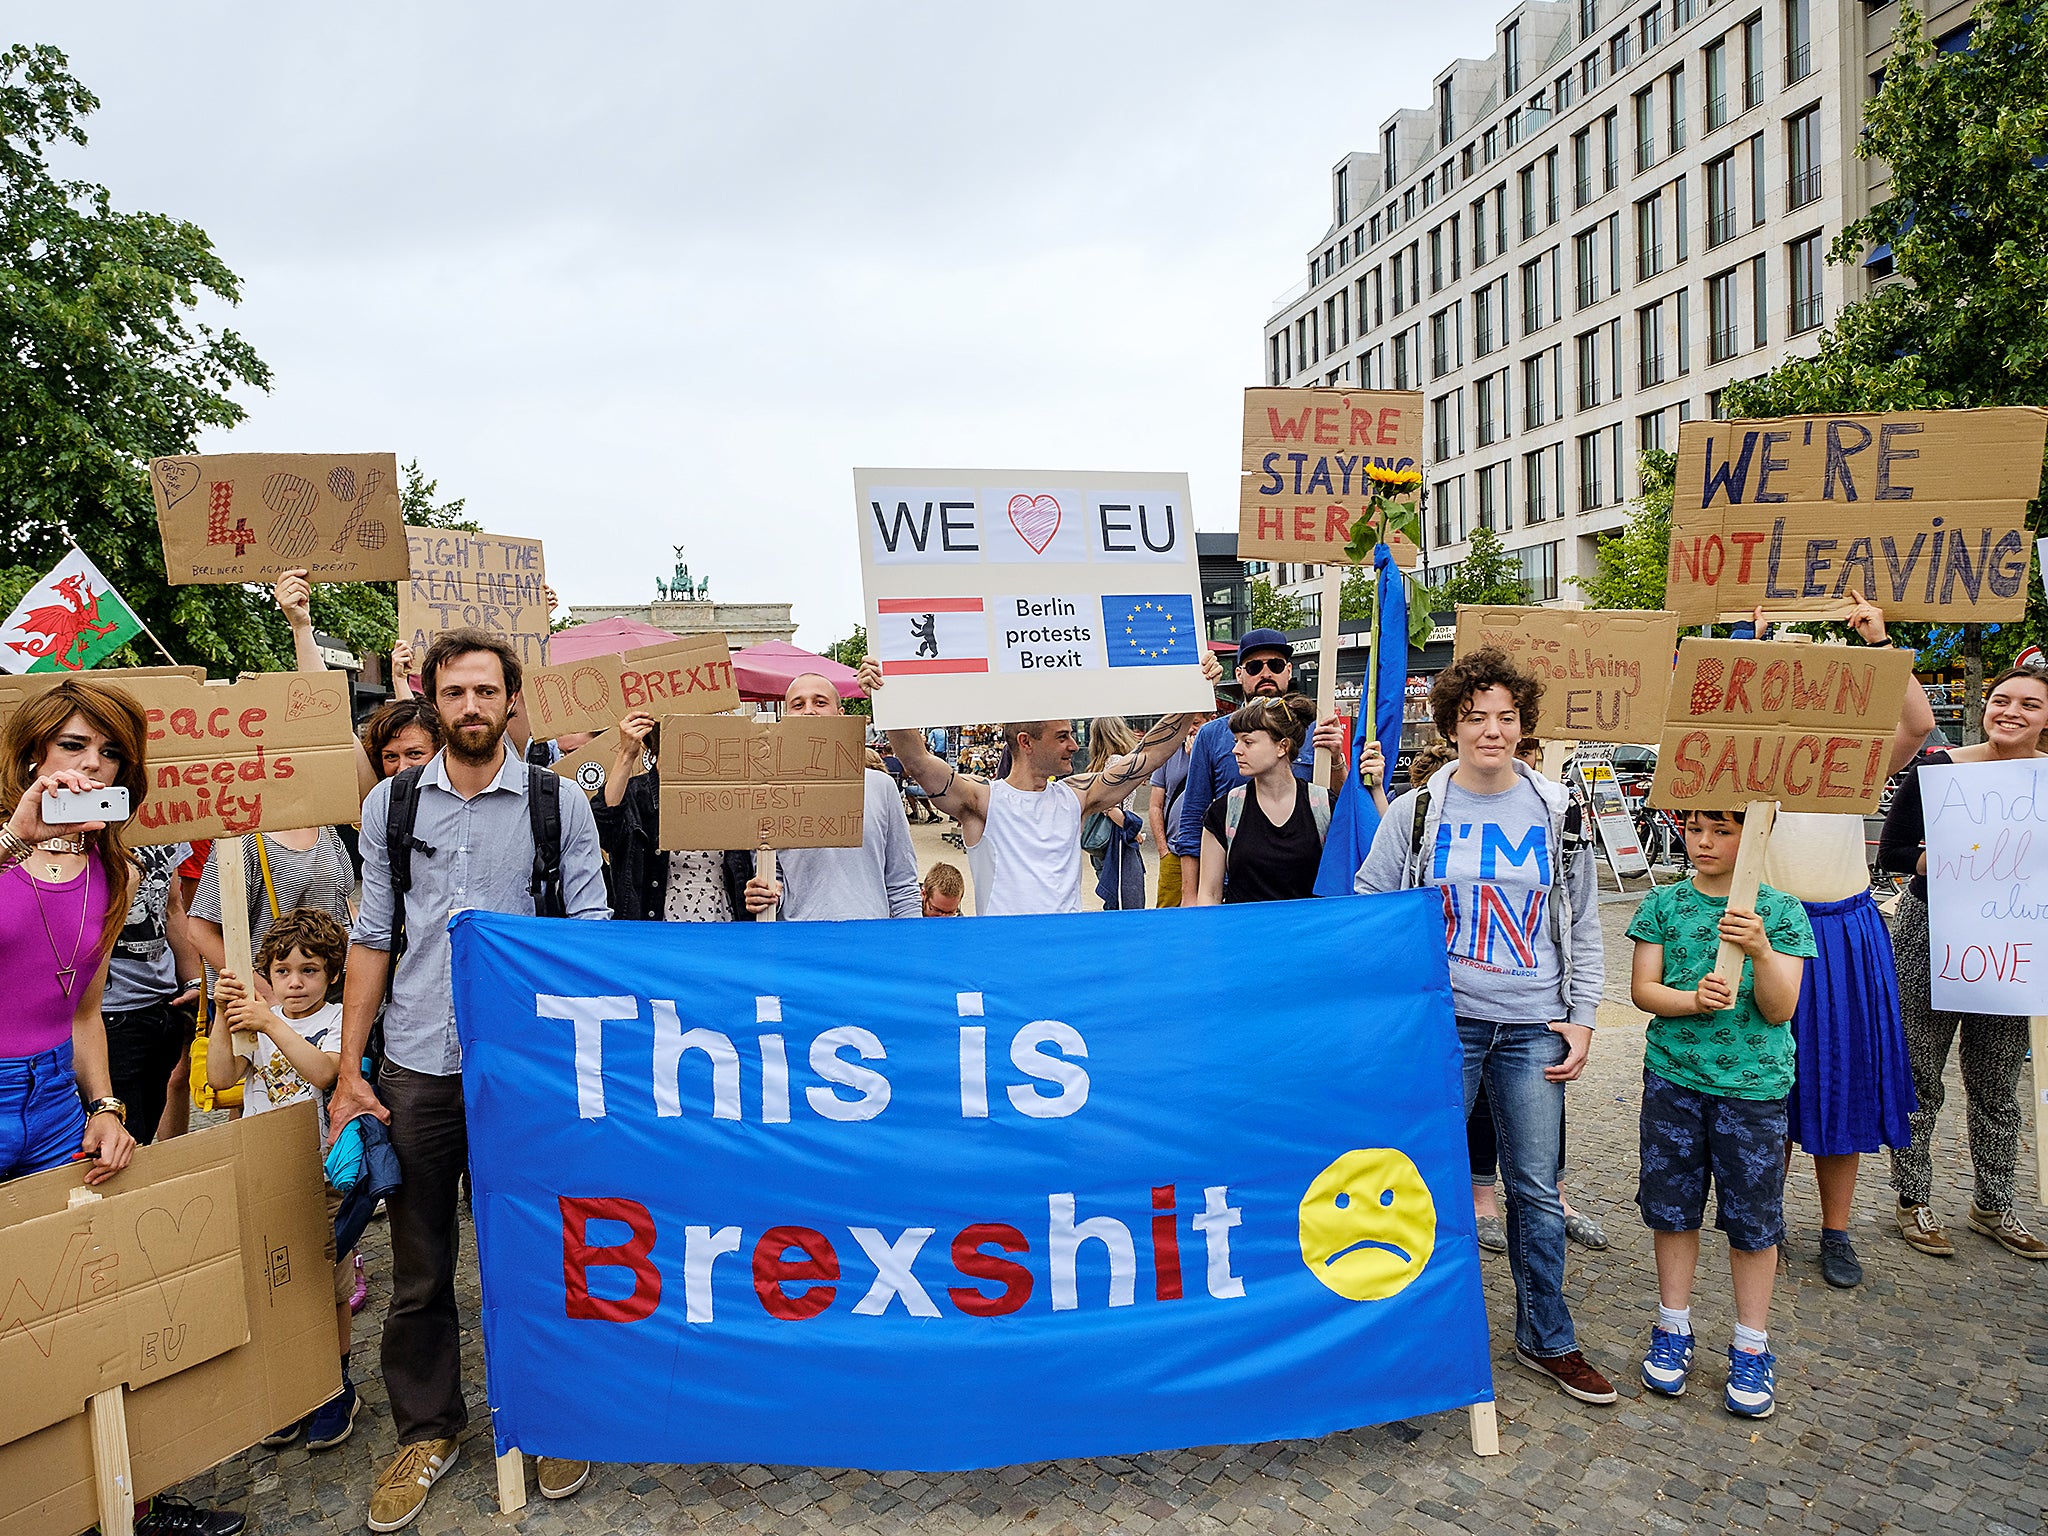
[210,907,359,1451]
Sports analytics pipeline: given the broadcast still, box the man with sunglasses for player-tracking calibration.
[1170,628,1351,895]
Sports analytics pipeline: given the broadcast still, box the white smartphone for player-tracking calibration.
[42,785,131,824]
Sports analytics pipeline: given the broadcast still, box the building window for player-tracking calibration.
[1269,334,1283,385]
[1573,128,1594,207]
[1575,228,1600,308]
[1634,87,1657,173]
[1673,0,1697,25]
[1523,354,1547,429]
[1463,145,1477,179]
[1580,0,1601,41]
[1709,267,1739,361]
[1475,283,1496,356]
[1677,285,1691,372]
[1505,20,1523,93]
[1521,256,1546,333]
[1639,407,1668,452]
[1750,134,1768,225]
[1545,149,1561,225]
[1432,393,1457,460]
[1638,301,1666,386]
[1642,5,1664,53]
[1787,106,1820,209]
[1478,461,1513,531]
[1706,154,1735,245]
[1705,37,1728,130]
[1470,198,1490,268]
[1789,232,1823,332]
[1405,187,1418,221]
[1524,444,1561,524]
[1422,173,1437,210]
[1674,173,1689,260]
[1578,431,1607,509]
[1577,329,1603,410]
[1582,50,1606,95]
[1477,371,1509,447]
[1610,29,1634,74]
[1394,328,1413,389]
[1484,125,1500,164]
[1391,250,1407,315]
[1609,210,1623,291]
[1785,0,1810,81]
[1519,166,1538,239]
[1603,110,1621,190]
[1336,165,1350,224]
[1557,68,1578,112]
[1520,541,1561,602]
[1407,242,1422,307]
[1430,227,1445,293]
[1668,65,1687,152]
[1431,308,1454,377]
[1438,79,1455,148]
[1340,287,1351,345]
[1742,14,1765,112]
[1383,126,1399,190]
[1435,483,1458,545]
[1751,253,1768,349]
[1636,193,1665,279]
[1493,185,1508,254]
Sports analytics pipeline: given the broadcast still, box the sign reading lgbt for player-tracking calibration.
[854,467,1215,730]
[450,894,1492,1471]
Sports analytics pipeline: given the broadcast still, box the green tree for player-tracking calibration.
[1719,1,2048,732]
[1247,576,1313,633]
[1431,524,1533,608]
[1573,449,1675,609]
[822,624,871,716]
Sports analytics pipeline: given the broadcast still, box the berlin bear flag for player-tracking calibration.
[451,894,1492,1471]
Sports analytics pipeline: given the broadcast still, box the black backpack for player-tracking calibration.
[382,761,567,979]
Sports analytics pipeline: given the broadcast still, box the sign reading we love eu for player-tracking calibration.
[451,894,1493,1471]
[854,467,1217,730]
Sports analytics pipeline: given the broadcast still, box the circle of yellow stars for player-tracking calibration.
[1122,600,1180,660]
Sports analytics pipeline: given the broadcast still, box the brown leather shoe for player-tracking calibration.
[537,1458,590,1500]
[1968,1203,2048,1259]
[1896,1200,1955,1256]
[1514,1346,1618,1404]
[368,1438,459,1533]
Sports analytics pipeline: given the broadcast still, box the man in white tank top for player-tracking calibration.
[860,656,1220,915]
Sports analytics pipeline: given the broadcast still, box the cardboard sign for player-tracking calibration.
[1648,638,1912,813]
[1453,606,1678,742]
[658,713,865,851]
[399,527,550,667]
[856,468,1214,730]
[521,635,738,740]
[553,732,621,796]
[92,672,362,845]
[1665,407,2048,624]
[1920,760,2048,1013]
[0,665,206,738]
[152,453,409,586]
[1238,388,1424,568]
[0,1105,339,1536]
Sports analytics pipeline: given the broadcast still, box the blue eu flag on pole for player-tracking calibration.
[1101,594,1197,667]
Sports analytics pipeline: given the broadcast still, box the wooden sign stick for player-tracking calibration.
[213,835,259,1057]
[1314,563,1344,788]
[756,831,778,924]
[496,1446,527,1514]
[1468,1399,1500,1456]
[1710,801,1777,985]
[67,1184,135,1536]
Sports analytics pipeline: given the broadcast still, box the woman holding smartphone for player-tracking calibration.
[0,677,145,1183]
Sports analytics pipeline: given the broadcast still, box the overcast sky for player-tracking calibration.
[23,2,1501,646]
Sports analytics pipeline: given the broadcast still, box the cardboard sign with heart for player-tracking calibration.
[1453,605,1680,742]
[1008,494,1063,554]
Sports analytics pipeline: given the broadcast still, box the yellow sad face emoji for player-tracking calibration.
[1298,1148,1437,1300]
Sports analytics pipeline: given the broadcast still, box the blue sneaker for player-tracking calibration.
[1724,1347,1776,1418]
[1640,1326,1695,1396]
[306,1380,360,1451]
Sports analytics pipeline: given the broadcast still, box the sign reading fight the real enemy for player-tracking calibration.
[448,892,1491,1472]
[1920,759,2048,1015]
[400,528,551,667]
[1664,407,2048,624]
[658,713,866,851]
[1648,638,1912,815]
[856,469,1214,730]
[153,453,411,586]
[1238,388,1424,569]
[1453,606,1678,742]
[520,635,739,740]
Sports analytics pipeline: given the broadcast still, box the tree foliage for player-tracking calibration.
[822,624,872,715]
[1247,575,1313,633]
[0,46,477,675]
[1428,524,1532,609]
[1719,0,2048,684]
[1572,450,1675,610]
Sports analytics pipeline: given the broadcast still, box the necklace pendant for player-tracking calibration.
[55,966,76,998]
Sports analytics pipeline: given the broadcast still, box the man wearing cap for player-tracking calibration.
[1170,627,1352,894]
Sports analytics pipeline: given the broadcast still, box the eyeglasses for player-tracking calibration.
[1239,656,1290,676]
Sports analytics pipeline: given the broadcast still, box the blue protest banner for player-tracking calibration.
[451,892,1492,1472]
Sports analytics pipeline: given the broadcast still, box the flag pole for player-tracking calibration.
[134,617,180,666]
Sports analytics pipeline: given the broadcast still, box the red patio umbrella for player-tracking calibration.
[731,640,863,701]
[546,615,689,663]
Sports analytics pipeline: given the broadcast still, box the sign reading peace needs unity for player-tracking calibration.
[855,468,1216,730]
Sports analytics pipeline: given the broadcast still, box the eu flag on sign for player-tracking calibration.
[1102,594,1197,667]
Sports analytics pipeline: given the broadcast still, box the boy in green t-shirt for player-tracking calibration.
[1626,808,1815,1420]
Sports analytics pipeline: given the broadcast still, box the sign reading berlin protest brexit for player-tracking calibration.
[450,895,1492,1471]
[855,469,1214,730]
[1648,638,1912,815]
[1920,759,2048,1014]
[1239,388,1424,569]
[1664,407,2048,625]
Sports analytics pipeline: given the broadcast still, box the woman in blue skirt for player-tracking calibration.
[1757,595,1931,1289]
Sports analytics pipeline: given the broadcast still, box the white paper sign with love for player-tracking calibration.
[855,468,1213,730]
[1921,759,2048,1015]
[97,672,363,845]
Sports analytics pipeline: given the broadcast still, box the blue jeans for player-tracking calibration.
[1456,1015,1576,1358]
[0,1041,88,1182]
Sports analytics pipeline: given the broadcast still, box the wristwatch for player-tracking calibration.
[84,1096,127,1125]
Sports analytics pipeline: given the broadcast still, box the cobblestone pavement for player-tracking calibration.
[173,889,2047,1534]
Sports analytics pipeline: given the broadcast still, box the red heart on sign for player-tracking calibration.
[1007,494,1062,554]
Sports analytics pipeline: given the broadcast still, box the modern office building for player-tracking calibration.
[1260,0,1970,607]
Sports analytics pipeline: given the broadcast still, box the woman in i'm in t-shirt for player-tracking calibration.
[1191,694,1331,905]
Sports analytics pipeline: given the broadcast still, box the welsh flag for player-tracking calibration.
[0,547,144,674]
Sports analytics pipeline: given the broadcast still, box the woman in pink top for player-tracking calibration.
[1,678,145,1184]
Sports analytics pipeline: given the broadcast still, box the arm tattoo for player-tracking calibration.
[1097,712,1198,791]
